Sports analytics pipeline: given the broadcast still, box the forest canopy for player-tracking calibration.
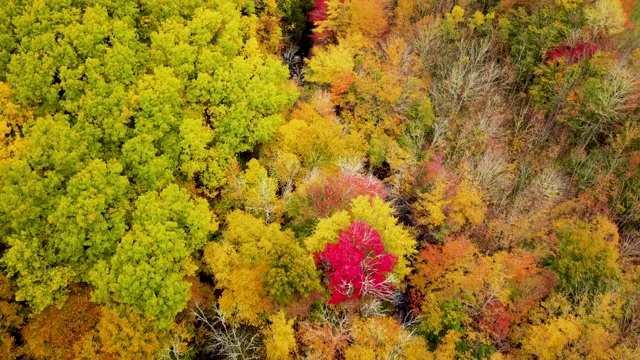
[0,0,639,359]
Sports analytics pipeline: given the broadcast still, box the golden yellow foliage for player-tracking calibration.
[217,265,272,326]
[446,6,465,24]
[264,311,297,360]
[306,45,356,85]
[520,292,623,359]
[522,316,581,360]
[345,316,432,360]
[269,103,368,171]
[304,210,352,253]
[394,0,434,29]
[204,210,319,323]
[415,177,486,232]
[346,0,389,43]
[434,330,462,360]
[255,0,283,53]
[74,306,162,360]
[585,0,628,35]
[313,0,389,45]
[0,82,30,161]
[552,215,622,296]
[555,0,583,10]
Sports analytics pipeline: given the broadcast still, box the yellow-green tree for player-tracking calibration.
[203,210,320,325]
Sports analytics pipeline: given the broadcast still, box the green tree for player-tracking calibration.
[552,215,622,298]
[203,210,319,324]
[0,0,295,327]
[90,185,216,329]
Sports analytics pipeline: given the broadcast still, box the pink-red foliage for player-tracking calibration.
[309,0,346,42]
[305,170,387,218]
[421,152,445,186]
[479,297,514,340]
[315,222,397,304]
[547,42,598,64]
[309,0,330,24]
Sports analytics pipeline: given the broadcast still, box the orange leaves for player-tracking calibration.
[299,320,351,359]
[330,71,356,100]
[621,0,637,28]
[22,287,100,360]
[410,236,558,343]
[91,306,161,360]
[414,237,476,285]
[409,237,482,307]
[312,0,389,45]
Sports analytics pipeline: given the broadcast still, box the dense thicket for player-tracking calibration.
[0,0,639,359]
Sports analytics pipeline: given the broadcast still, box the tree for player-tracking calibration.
[316,221,398,304]
[265,103,368,171]
[409,236,558,349]
[0,82,31,161]
[291,162,387,228]
[345,316,432,360]
[0,0,293,329]
[74,305,163,360]
[552,215,622,298]
[89,185,217,329]
[203,210,320,324]
[519,292,623,359]
[311,0,389,44]
[223,159,282,223]
[414,177,486,234]
[264,311,297,360]
[585,0,629,35]
[22,286,101,360]
[305,44,356,85]
[306,195,416,281]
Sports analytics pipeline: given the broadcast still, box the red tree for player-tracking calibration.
[309,0,330,24]
[309,0,346,42]
[547,42,598,64]
[315,221,397,304]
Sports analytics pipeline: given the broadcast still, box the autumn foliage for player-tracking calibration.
[302,168,387,218]
[1,0,640,358]
[316,221,397,303]
[547,41,599,63]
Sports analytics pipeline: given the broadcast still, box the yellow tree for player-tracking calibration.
[223,159,282,223]
[414,176,486,234]
[263,310,297,360]
[203,210,320,325]
[73,305,163,360]
[345,316,432,360]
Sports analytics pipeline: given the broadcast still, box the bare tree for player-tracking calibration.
[191,303,263,360]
